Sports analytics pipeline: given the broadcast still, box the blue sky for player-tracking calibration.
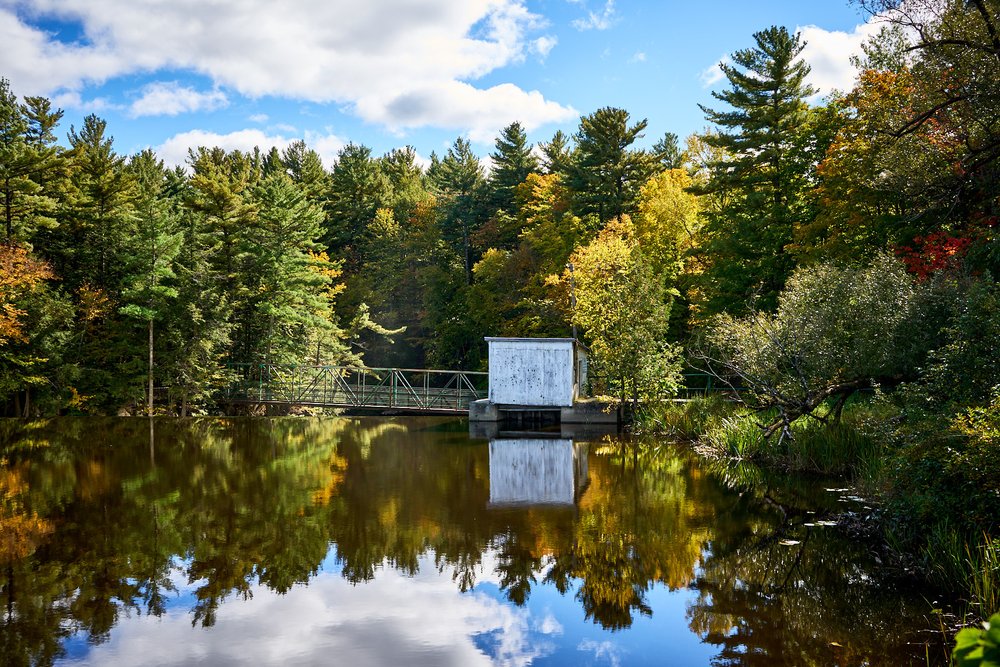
[0,0,880,168]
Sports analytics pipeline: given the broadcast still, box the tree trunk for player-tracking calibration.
[22,388,30,418]
[148,318,154,417]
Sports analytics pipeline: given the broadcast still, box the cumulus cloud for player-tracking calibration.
[796,21,885,96]
[629,51,646,64]
[698,18,886,97]
[154,127,346,169]
[129,82,228,117]
[531,35,558,60]
[572,0,617,31]
[357,80,576,144]
[0,0,573,137]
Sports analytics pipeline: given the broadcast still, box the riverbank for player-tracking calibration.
[635,396,1000,631]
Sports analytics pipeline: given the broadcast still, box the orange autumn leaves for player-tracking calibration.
[0,243,54,346]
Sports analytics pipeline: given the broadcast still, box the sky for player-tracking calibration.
[0,0,883,169]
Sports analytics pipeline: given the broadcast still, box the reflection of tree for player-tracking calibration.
[544,438,716,630]
[0,418,942,665]
[686,491,936,666]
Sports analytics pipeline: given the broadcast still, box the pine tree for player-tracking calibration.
[539,130,572,175]
[566,107,654,225]
[488,121,538,215]
[120,150,183,415]
[0,80,63,244]
[696,26,817,315]
[324,143,387,268]
[427,137,486,283]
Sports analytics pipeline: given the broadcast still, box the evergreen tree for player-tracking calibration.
[427,137,486,283]
[0,81,64,245]
[60,114,136,290]
[186,146,259,361]
[120,150,183,415]
[282,140,329,205]
[378,146,428,224]
[696,26,817,315]
[241,172,334,366]
[567,107,654,225]
[652,132,683,170]
[539,130,572,175]
[324,143,386,268]
[488,121,538,216]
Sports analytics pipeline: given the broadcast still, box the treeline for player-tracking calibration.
[1,0,998,420]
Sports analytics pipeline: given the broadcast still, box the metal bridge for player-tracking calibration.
[224,364,489,414]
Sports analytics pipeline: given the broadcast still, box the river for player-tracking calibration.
[0,417,945,666]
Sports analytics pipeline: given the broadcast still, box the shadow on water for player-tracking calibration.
[0,417,946,666]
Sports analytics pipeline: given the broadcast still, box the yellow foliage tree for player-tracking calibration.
[0,244,54,346]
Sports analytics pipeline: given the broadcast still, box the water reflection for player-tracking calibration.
[488,439,588,506]
[0,418,942,666]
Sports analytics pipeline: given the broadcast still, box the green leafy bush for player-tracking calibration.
[952,612,1000,667]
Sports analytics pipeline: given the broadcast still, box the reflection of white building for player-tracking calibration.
[488,439,589,506]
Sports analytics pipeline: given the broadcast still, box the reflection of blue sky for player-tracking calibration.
[56,548,716,666]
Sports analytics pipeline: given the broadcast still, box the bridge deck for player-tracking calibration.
[224,365,488,414]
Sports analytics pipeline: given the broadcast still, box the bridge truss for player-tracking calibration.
[225,364,488,414]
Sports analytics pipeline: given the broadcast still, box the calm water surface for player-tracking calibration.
[0,417,943,666]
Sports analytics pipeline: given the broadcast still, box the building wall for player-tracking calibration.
[487,339,575,407]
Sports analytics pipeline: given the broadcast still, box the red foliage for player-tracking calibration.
[896,231,973,280]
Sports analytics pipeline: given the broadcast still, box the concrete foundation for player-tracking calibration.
[469,398,619,428]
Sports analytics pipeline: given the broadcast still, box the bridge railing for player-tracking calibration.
[225,364,489,412]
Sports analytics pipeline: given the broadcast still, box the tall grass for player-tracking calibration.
[968,535,1000,620]
[919,527,1000,623]
[785,419,882,475]
[703,415,764,459]
[637,395,731,439]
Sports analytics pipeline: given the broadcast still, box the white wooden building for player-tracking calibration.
[485,337,587,407]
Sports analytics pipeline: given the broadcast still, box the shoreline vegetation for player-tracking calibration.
[1,0,998,660]
[635,394,1000,634]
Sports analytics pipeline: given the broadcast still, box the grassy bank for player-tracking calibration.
[638,396,1000,625]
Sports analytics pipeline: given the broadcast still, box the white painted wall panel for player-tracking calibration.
[489,439,575,505]
[488,339,574,406]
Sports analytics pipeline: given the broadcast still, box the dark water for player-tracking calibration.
[0,417,944,666]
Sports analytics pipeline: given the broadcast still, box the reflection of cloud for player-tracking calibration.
[61,554,556,667]
[578,638,625,667]
[535,613,563,635]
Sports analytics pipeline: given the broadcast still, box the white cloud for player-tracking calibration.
[129,82,228,117]
[697,18,887,97]
[572,0,616,31]
[629,51,646,64]
[0,0,573,137]
[154,127,346,169]
[248,113,269,123]
[796,21,885,96]
[356,80,576,145]
[531,35,557,60]
[699,55,730,88]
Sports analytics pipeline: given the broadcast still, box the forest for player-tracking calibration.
[1,0,999,627]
